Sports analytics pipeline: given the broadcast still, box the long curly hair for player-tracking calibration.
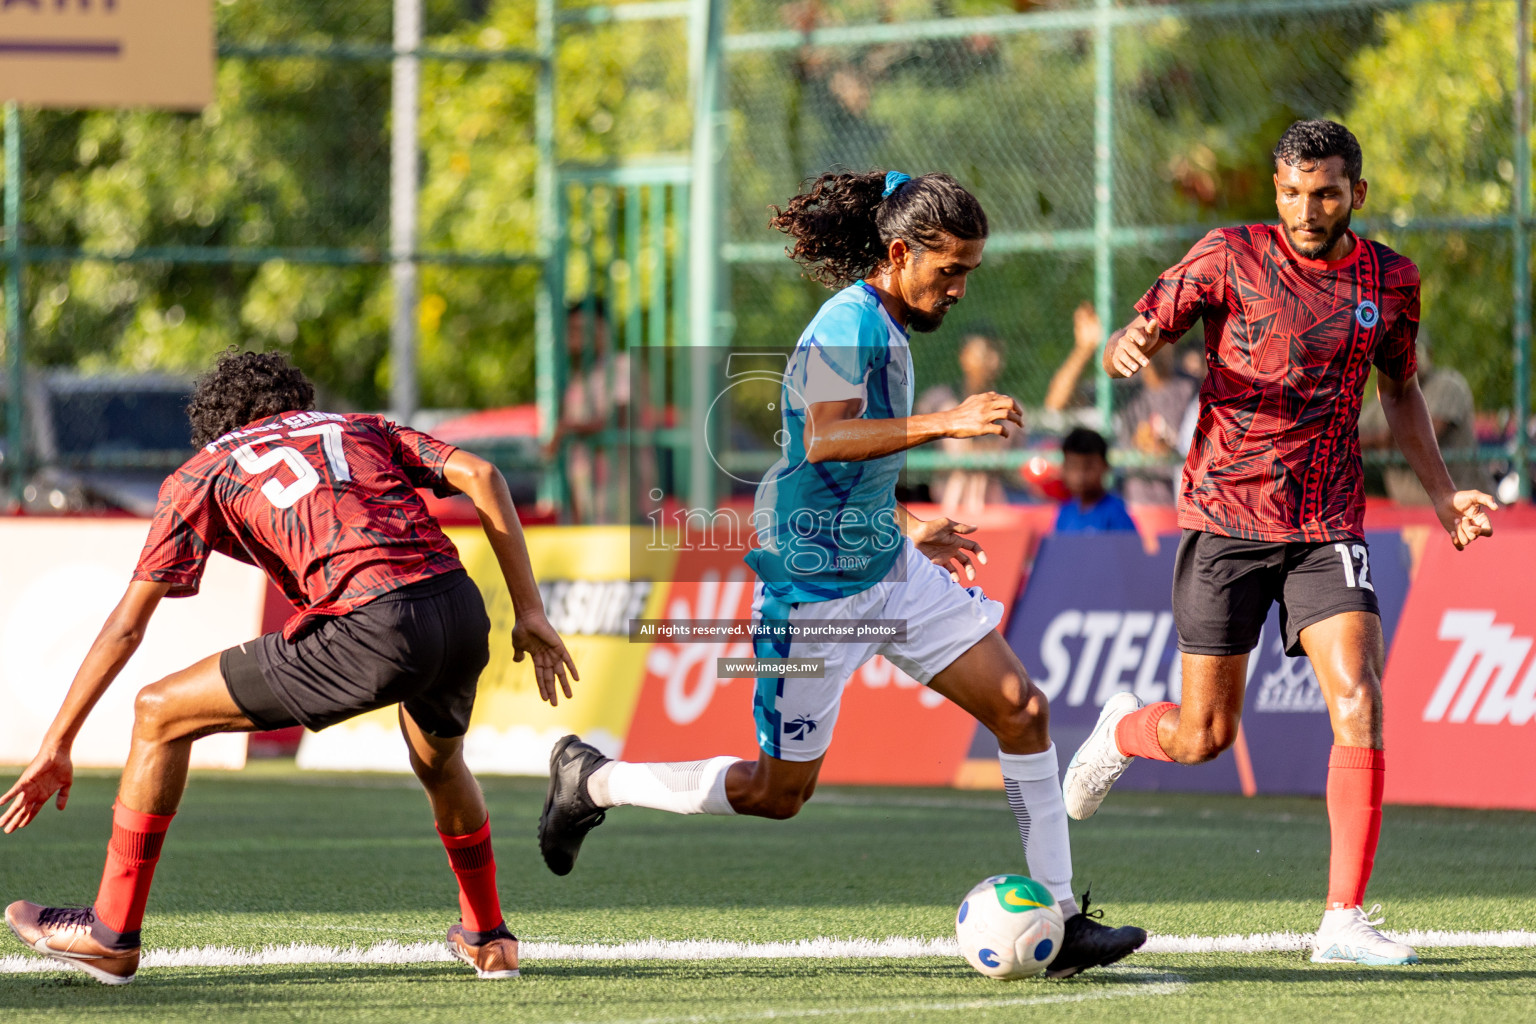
[187,350,316,447]
[768,170,989,288]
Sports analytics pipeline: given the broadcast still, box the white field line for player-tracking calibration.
[3,930,1536,975]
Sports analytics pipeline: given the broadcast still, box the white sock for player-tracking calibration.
[586,757,740,815]
[998,744,1077,917]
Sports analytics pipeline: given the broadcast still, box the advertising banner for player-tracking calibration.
[620,506,1035,786]
[1382,531,1536,811]
[0,0,213,110]
[0,520,262,770]
[296,527,674,775]
[990,531,1411,797]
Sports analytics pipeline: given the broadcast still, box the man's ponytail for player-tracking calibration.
[769,170,988,289]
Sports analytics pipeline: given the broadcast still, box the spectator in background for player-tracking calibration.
[916,329,1023,513]
[1043,303,1204,506]
[548,300,635,525]
[1055,427,1137,533]
[1358,331,1487,504]
[1043,302,1104,413]
[1114,343,1198,506]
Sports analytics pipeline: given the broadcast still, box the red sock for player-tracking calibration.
[1114,702,1178,761]
[438,819,504,934]
[94,802,175,939]
[1325,745,1385,908]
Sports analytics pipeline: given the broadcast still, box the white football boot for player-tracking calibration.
[1310,904,1419,965]
[1062,692,1143,820]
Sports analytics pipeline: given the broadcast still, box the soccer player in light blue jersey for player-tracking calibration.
[540,170,1146,976]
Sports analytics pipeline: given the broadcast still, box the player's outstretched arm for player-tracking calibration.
[1376,372,1496,550]
[1103,315,1166,379]
[443,450,580,706]
[804,393,1023,464]
[0,580,169,834]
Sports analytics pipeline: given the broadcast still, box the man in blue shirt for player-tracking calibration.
[1055,428,1138,533]
[539,170,1145,977]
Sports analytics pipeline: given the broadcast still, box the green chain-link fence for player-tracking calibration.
[1,0,1531,518]
[718,0,1532,500]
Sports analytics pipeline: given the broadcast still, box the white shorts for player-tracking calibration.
[751,540,1004,761]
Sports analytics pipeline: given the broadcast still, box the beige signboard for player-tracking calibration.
[0,0,213,110]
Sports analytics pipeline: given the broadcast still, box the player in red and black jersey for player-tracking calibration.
[1,351,578,985]
[1063,121,1497,965]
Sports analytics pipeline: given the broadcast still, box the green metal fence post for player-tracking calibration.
[1092,0,1115,434]
[4,102,22,507]
[536,0,563,511]
[1515,0,1532,501]
[687,0,723,511]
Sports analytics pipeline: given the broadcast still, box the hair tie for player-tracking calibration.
[882,171,912,198]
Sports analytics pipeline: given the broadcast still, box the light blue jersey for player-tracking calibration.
[746,281,912,602]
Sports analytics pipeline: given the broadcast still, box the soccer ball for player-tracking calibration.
[955,874,1064,979]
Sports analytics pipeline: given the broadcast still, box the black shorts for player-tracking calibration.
[1172,530,1380,658]
[219,569,491,737]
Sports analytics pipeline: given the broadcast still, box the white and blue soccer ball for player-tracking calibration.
[955,874,1064,979]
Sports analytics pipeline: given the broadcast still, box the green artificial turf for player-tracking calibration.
[1,763,1533,1023]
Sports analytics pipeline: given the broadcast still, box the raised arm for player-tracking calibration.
[1376,372,1496,550]
[442,449,579,705]
[1044,301,1103,411]
[803,393,1022,464]
[1,580,170,833]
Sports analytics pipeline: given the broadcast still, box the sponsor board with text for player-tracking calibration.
[621,507,1034,785]
[1382,532,1536,810]
[991,531,1410,796]
[296,527,673,775]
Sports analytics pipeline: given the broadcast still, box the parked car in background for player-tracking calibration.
[20,372,194,516]
[407,404,555,525]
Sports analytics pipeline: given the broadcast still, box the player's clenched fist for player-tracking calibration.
[945,391,1023,439]
[1104,315,1163,379]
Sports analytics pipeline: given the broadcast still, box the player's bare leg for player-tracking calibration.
[1153,654,1249,764]
[400,707,490,834]
[1300,611,1383,749]
[723,753,823,819]
[399,708,519,979]
[1063,653,1246,821]
[929,630,1145,977]
[1297,612,1414,964]
[6,654,255,985]
[119,654,257,813]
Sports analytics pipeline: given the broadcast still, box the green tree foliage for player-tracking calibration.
[3,0,1526,420]
[1343,1,1525,410]
[6,0,688,410]
[722,0,1388,404]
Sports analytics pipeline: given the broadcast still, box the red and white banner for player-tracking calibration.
[1383,531,1536,810]
[620,506,1034,786]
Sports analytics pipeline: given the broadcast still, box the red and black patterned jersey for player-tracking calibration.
[134,411,465,638]
[1135,224,1419,543]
